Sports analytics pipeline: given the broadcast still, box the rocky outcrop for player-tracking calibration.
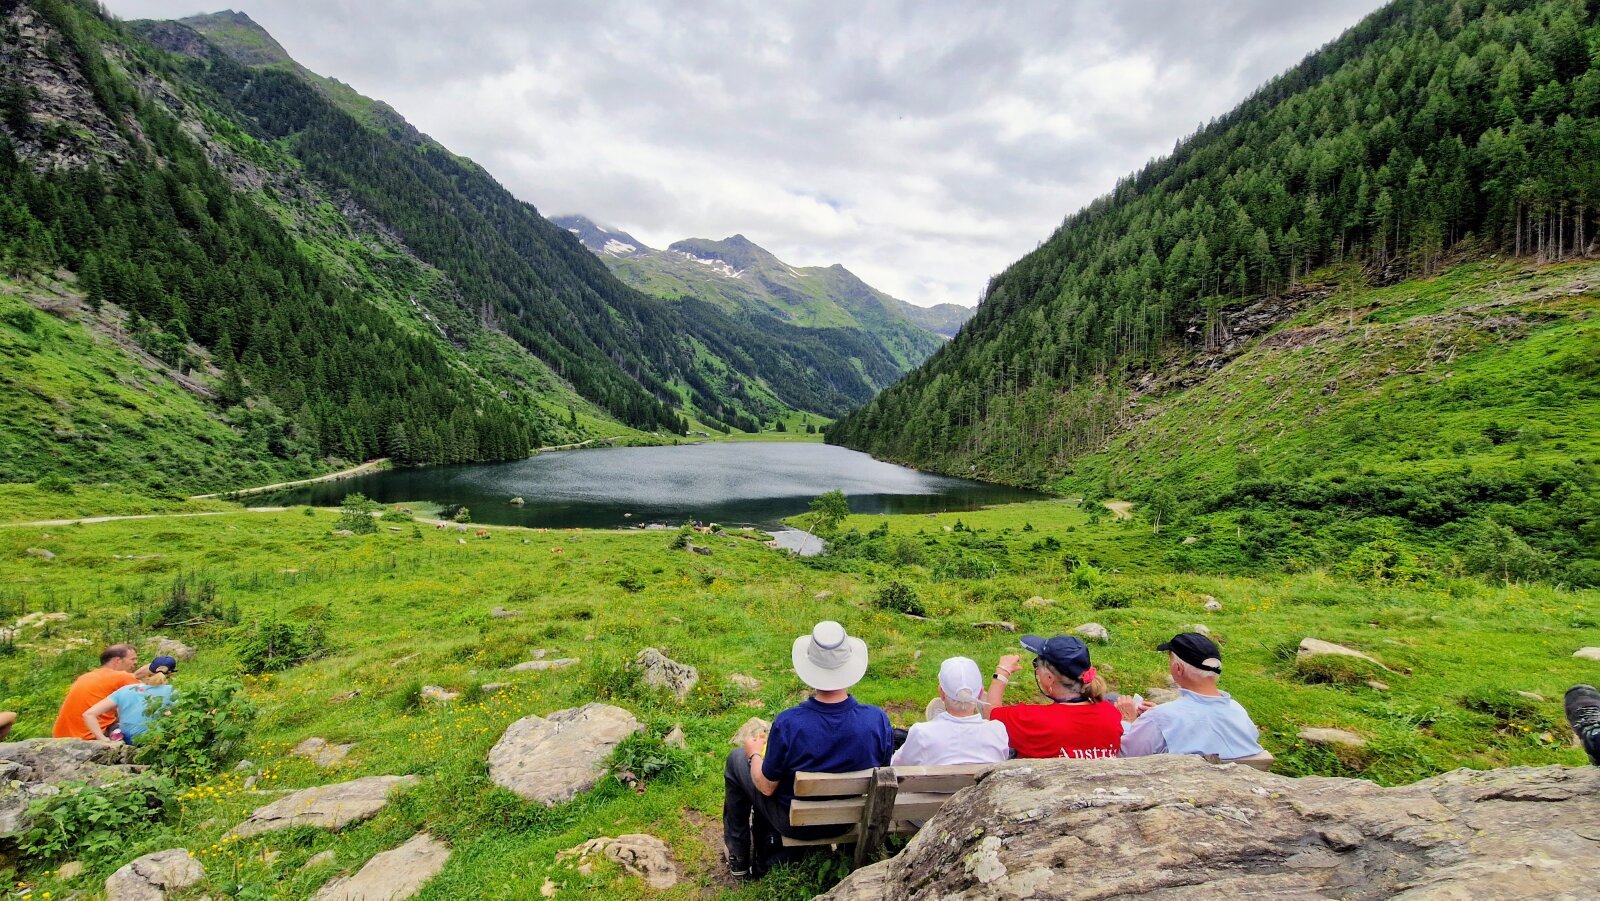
[104,848,203,901]
[558,834,678,890]
[1298,637,1385,667]
[228,775,417,838]
[487,704,642,805]
[820,756,1600,900]
[1,5,141,168]
[1,739,141,837]
[634,648,698,700]
[315,832,450,900]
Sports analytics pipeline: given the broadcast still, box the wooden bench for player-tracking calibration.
[784,751,1276,866]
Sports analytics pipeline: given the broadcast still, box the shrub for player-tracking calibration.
[1067,560,1105,591]
[389,679,423,713]
[668,523,693,550]
[229,616,331,674]
[20,775,174,864]
[607,732,701,789]
[930,547,998,580]
[335,493,379,534]
[34,474,74,494]
[872,581,926,617]
[1090,586,1136,610]
[155,572,222,626]
[453,506,472,524]
[379,509,414,522]
[137,679,256,782]
[1293,653,1389,686]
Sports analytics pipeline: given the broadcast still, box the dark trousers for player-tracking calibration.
[723,747,790,869]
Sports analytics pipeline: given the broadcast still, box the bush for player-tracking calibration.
[34,474,74,494]
[668,523,694,550]
[155,572,224,626]
[137,679,256,782]
[607,732,701,789]
[335,493,379,534]
[1067,560,1105,591]
[872,581,926,617]
[616,572,646,593]
[1090,586,1136,610]
[1338,538,1430,584]
[379,509,414,522]
[19,775,174,864]
[229,616,331,674]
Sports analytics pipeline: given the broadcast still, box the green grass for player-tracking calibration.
[1,500,1593,898]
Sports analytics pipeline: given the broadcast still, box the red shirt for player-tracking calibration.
[990,701,1123,759]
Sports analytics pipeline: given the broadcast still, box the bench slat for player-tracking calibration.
[781,828,858,847]
[793,764,992,797]
[791,791,957,827]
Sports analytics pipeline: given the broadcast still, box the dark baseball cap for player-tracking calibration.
[1020,634,1093,681]
[1157,633,1222,673]
[149,655,179,674]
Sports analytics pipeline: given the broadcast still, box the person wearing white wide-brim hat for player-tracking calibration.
[722,621,892,879]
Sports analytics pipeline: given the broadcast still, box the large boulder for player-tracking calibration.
[633,648,698,700]
[1298,637,1385,667]
[228,775,418,838]
[487,704,642,806]
[104,848,202,901]
[1,739,141,837]
[315,832,450,900]
[819,756,1600,900]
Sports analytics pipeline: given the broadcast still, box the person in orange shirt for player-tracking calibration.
[53,644,143,740]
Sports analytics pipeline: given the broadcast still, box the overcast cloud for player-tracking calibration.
[104,0,1384,308]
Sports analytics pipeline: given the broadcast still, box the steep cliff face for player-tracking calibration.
[0,3,139,167]
[822,756,1600,900]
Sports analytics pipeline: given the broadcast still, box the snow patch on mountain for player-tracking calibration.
[673,250,743,279]
[601,238,637,256]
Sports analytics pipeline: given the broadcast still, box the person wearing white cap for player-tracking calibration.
[891,657,1011,767]
[722,620,893,878]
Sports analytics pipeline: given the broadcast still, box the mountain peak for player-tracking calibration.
[177,10,292,67]
[549,215,650,257]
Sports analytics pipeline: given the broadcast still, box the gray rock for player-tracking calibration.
[730,717,771,747]
[509,657,579,672]
[1182,536,1199,545]
[972,621,1017,633]
[56,860,84,880]
[1203,598,1223,612]
[0,739,141,837]
[489,606,523,618]
[1297,637,1385,668]
[104,848,202,901]
[24,547,55,560]
[291,737,353,768]
[1575,647,1600,661]
[1073,622,1110,642]
[1185,623,1212,636]
[558,834,678,890]
[687,543,712,556]
[479,682,508,694]
[303,850,337,870]
[151,636,197,661]
[819,757,1600,900]
[315,833,450,901]
[1022,595,1053,608]
[814,590,833,599]
[332,530,355,537]
[1516,691,1546,702]
[728,673,761,692]
[1366,680,1391,691]
[420,685,459,703]
[634,648,698,700]
[664,725,687,749]
[1298,726,1368,748]
[487,704,642,806]
[228,775,418,838]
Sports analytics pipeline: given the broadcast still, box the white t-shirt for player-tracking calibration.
[891,711,1012,766]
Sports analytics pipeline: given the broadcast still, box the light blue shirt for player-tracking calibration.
[1120,688,1262,759]
[109,683,175,740]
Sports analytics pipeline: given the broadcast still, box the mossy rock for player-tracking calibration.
[1293,653,1390,686]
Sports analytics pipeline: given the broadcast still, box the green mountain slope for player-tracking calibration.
[554,215,970,380]
[830,0,1600,583]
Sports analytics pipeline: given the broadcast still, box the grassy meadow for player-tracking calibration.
[2,495,1595,899]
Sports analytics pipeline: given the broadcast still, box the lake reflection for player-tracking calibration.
[260,442,1043,529]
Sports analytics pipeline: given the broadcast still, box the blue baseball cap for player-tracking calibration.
[1020,634,1094,681]
[149,655,179,674]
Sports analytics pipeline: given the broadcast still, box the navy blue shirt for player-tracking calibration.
[762,695,893,805]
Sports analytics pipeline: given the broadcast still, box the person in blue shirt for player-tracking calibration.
[722,621,892,879]
[82,655,180,745]
[1116,633,1263,759]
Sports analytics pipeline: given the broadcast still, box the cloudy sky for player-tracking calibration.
[104,1,1384,308]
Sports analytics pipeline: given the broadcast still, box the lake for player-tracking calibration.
[260,442,1044,530]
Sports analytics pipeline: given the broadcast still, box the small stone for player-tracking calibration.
[687,543,712,556]
[509,657,579,672]
[291,737,354,768]
[234,759,255,771]
[25,547,55,559]
[151,637,197,661]
[104,848,202,901]
[1298,727,1368,749]
[633,648,698,700]
[1203,599,1223,612]
[480,682,508,693]
[1023,595,1054,609]
[540,879,557,898]
[1366,681,1390,691]
[1145,687,1180,705]
[1185,623,1212,636]
[664,725,687,749]
[304,850,336,870]
[1574,647,1600,662]
[332,529,355,537]
[57,861,84,880]
[1516,691,1546,702]
[815,590,833,599]
[731,717,771,747]
[489,606,523,618]
[1182,536,1199,545]
[1073,623,1110,642]
[558,834,678,890]
[420,685,459,703]
[973,621,1017,632]
[329,690,361,703]
[728,673,761,692]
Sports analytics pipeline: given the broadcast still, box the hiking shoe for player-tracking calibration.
[1566,684,1600,766]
